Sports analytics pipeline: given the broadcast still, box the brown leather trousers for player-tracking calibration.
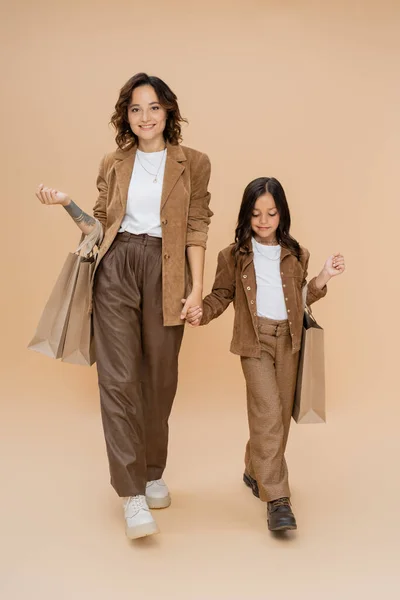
[93,232,184,497]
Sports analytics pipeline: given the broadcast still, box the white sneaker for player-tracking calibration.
[146,478,171,509]
[123,495,159,539]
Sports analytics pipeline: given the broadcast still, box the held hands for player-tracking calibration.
[36,184,71,207]
[181,288,203,327]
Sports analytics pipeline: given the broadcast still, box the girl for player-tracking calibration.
[186,177,344,532]
[35,73,212,539]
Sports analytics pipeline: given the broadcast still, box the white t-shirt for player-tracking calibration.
[119,149,167,237]
[252,237,288,320]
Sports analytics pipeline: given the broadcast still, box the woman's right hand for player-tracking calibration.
[36,184,71,207]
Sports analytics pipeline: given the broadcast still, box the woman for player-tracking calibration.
[36,73,212,539]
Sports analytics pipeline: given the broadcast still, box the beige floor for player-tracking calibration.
[2,1,400,597]
[1,338,399,600]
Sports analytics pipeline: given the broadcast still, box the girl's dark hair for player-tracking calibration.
[233,177,301,261]
[110,72,188,150]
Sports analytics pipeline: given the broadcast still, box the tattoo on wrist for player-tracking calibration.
[63,200,96,226]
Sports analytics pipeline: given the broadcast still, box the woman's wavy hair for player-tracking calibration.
[233,177,301,261]
[110,73,188,150]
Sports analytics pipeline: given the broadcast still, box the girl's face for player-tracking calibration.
[128,85,167,147]
[251,192,280,243]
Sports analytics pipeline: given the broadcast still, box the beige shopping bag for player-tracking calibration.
[292,308,326,424]
[61,257,96,366]
[28,252,81,358]
[28,220,103,362]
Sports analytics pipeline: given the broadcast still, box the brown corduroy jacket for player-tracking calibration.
[201,243,327,357]
[89,142,212,326]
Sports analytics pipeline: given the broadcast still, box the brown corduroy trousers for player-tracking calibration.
[241,317,300,502]
[92,233,184,497]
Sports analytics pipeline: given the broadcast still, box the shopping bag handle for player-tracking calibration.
[75,219,104,258]
[302,283,308,309]
[302,283,318,322]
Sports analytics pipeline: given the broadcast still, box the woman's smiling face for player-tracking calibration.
[128,84,167,145]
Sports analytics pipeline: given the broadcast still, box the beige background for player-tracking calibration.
[1,0,400,598]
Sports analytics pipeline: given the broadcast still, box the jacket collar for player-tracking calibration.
[114,142,187,212]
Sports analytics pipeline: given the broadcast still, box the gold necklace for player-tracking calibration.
[136,148,166,183]
[253,239,281,261]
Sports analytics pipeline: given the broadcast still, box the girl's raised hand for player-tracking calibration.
[323,253,346,277]
[36,184,71,207]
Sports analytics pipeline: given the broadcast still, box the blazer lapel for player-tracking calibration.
[113,143,186,213]
[114,146,137,212]
[161,143,186,210]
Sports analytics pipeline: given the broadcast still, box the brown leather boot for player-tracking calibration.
[267,498,297,531]
[243,472,260,498]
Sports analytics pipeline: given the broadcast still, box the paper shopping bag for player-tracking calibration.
[28,252,81,358]
[61,257,96,366]
[292,309,326,424]
[28,220,102,362]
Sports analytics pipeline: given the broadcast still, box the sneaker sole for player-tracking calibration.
[146,494,171,509]
[126,520,159,540]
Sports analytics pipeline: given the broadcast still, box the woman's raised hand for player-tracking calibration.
[35,184,97,234]
[36,184,71,207]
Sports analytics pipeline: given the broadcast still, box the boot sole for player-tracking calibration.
[126,520,159,540]
[243,473,260,498]
[146,494,171,509]
[268,521,297,532]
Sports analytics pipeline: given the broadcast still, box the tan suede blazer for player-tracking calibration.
[201,244,327,357]
[89,142,212,326]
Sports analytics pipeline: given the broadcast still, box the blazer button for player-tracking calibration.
[162,219,168,225]
[250,300,255,304]
[243,274,247,279]
[164,253,170,259]
[247,286,251,291]
[285,297,288,301]
[287,309,291,313]
[283,284,286,288]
